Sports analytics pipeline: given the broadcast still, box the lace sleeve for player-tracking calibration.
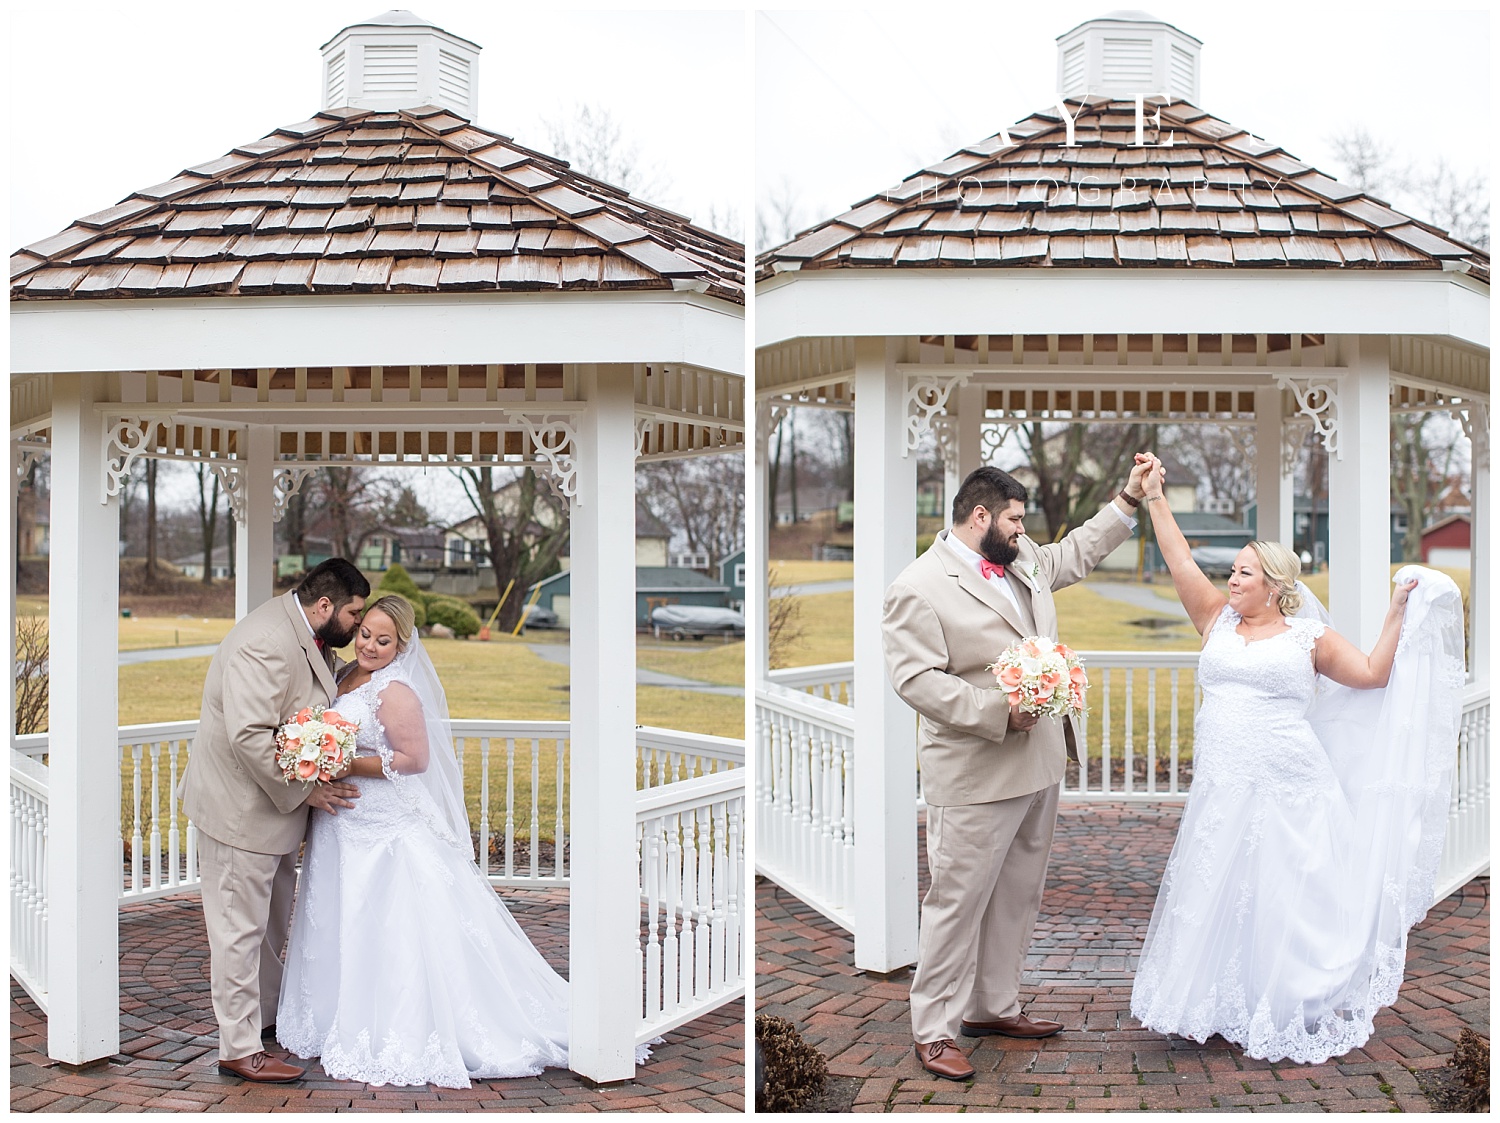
[371,673,430,778]
[1285,614,1327,655]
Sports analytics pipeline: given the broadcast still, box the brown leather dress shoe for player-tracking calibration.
[961,1013,1064,1039]
[217,1051,305,1083]
[914,1038,975,1081]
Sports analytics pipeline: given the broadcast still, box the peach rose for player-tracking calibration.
[318,769,333,783]
[294,707,314,723]
[1035,684,1055,702]
[1056,643,1074,660]
[1021,639,1043,659]
[998,665,1024,689]
[323,710,344,724]
[1069,665,1087,685]
[1040,670,1063,689]
[296,759,319,780]
[1006,691,1022,708]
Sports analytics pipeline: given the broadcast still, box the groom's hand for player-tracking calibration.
[306,780,360,815]
[1124,456,1153,501]
[1007,704,1039,733]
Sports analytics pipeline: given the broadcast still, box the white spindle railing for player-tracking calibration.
[753,682,855,931]
[453,720,570,887]
[10,749,49,1013]
[767,662,853,706]
[1433,685,1491,902]
[637,726,744,789]
[1065,652,1201,801]
[635,768,746,1044]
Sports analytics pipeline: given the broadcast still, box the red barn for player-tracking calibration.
[1421,514,1472,567]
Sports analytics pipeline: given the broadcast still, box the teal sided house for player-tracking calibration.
[719,548,745,611]
[528,566,731,629]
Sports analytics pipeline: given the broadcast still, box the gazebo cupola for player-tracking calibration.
[321,9,480,118]
[1056,10,1202,103]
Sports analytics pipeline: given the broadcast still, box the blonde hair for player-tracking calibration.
[1247,541,1303,616]
[364,594,416,649]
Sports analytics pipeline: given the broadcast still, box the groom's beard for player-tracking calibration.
[317,616,358,651]
[979,523,1021,568]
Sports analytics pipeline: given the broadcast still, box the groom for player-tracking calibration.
[882,463,1149,1080]
[179,558,370,1082]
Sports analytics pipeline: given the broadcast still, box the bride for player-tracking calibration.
[275,594,571,1087]
[1128,454,1466,1064]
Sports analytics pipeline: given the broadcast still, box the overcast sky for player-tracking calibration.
[9,3,748,250]
[756,7,1491,242]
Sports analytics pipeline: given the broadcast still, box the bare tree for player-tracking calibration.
[756,175,806,250]
[452,467,570,632]
[540,103,668,199]
[1022,422,1146,541]
[144,460,160,589]
[13,616,48,735]
[1158,425,1257,516]
[1327,126,1488,249]
[766,566,805,672]
[637,454,746,564]
[194,464,222,585]
[1391,412,1466,562]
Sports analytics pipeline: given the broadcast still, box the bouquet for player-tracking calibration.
[275,705,359,784]
[987,636,1088,719]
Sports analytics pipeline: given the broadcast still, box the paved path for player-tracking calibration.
[527,643,745,697]
[118,645,219,665]
[771,579,851,599]
[1082,581,1189,617]
[757,801,1487,1113]
[12,886,743,1113]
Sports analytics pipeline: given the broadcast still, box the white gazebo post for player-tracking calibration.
[946,384,985,517]
[232,424,276,619]
[754,402,782,681]
[1253,387,1294,546]
[46,373,121,1064]
[850,337,919,973]
[1467,402,1489,681]
[567,364,639,1082]
[1324,335,1393,648]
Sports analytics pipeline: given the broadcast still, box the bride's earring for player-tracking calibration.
[1266,591,1275,607]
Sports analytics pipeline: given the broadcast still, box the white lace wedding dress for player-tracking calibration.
[276,660,570,1087]
[1130,572,1464,1064]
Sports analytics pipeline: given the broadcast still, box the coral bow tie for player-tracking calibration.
[979,560,1005,581]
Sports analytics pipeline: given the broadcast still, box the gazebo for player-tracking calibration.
[753,12,1488,975]
[10,11,744,1083]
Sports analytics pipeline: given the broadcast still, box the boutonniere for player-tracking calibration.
[1030,562,1042,583]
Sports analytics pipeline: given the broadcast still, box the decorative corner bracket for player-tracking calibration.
[209,462,247,526]
[1459,400,1490,472]
[515,413,579,506]
[634,416,652,459]
[980,419,1024,465]
[904,372,970,456]
[102,416,166,504]
[1274,375,1341,460]
[271,466,317,524]
[755,401,790,456]
[12,437,48,483]
[1280,417,1315,476]
[931,415,959,477]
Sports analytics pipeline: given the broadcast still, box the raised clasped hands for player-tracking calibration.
[1134,452,1166,499]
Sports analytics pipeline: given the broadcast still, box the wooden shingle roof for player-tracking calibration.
[759,99,1488,284]
[12,106,744,304]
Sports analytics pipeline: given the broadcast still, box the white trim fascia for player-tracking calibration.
[12,290,745,377]
[755,268,1489,351]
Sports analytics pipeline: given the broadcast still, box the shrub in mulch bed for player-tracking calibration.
[1415,1029,1489,1112]
[755,1014,827,1112]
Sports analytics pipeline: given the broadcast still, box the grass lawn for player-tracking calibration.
[118,616,235,652]
[634,640,746,686]
[770,560,853,586]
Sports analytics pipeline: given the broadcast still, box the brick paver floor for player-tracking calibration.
[12,887,744,1112]
[757,801,1488,1113]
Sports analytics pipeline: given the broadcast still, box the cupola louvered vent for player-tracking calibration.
[363,44,419,95]
[320,10,481,118]
[326,50,346,107]
[1055,12,1202,103]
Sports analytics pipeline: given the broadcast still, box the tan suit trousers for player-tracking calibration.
[197,831,298,1061]
[908,782,1061,1044]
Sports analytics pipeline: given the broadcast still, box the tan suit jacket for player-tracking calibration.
[180,591,341,855]
[883,503,1134,806]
